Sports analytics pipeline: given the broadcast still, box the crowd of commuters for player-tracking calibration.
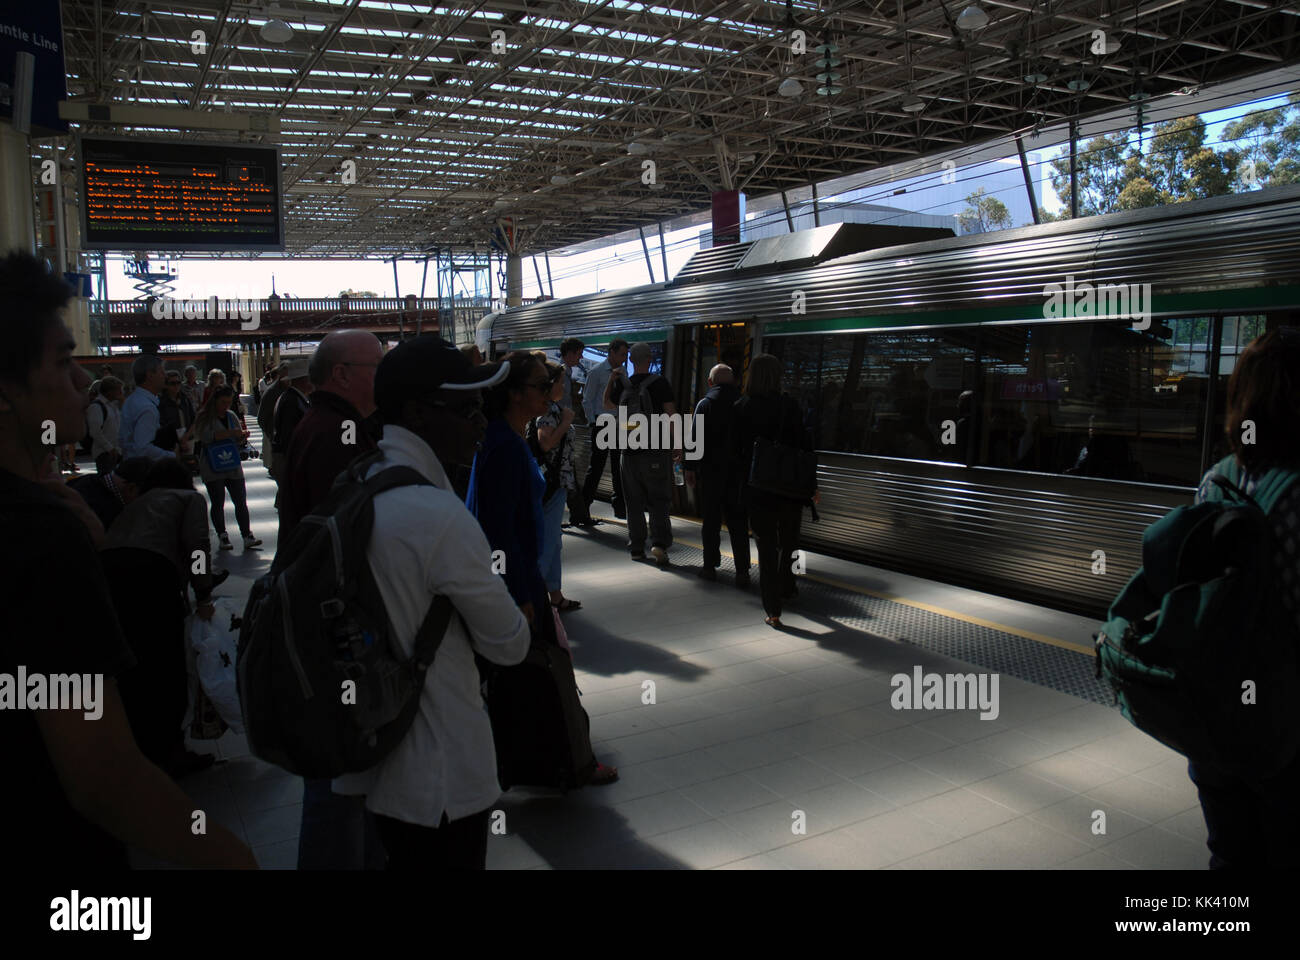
[9,242,1297,873]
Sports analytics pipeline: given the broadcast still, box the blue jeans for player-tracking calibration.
[539,487,567,593]
[297,779,387,870]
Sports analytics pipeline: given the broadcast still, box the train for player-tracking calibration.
[477,184,1300,617]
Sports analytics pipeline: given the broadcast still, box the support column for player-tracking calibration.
[506,253,523,307]
[0,123,35,253]
[1015,134,1041,225]
[710,189,745,246]
[637,224,655,283]
[1069,120,1079,220]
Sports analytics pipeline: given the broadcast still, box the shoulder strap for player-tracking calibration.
[1208,455,1300,514]
[355,456,453,667]
[411,594,453,667]
[638,374,661,409]
[361,463,433,499]
[1251,467,1300,515]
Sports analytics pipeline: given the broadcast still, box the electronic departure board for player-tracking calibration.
[79,136,284,252]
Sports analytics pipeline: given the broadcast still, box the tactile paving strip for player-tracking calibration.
[651,535,1114,707]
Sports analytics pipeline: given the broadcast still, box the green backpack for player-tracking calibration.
[1095,456,1300,779]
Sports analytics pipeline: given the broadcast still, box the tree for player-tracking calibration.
[1221,94,1300,188]
[1049,131,1132,217]
[339,289,379,298]
[1139,116,1237,204]
[957,187,1012,234]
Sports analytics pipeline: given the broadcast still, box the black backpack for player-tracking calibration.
[237,449,454,778]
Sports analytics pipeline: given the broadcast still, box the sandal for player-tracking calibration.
[551,597,582,612]
[588,762,619,786]
[765,615,783,628]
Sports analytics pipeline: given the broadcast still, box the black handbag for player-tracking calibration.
[748,396,818,500]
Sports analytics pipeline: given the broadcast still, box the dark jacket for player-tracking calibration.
[278,390,379,539]
[156,390,195,451]
[693,382,741,473]
[256,379,285,443]
[466,418,549,617]
[68,473,127,530]
[270,386,311,485]
[732,392,816,505]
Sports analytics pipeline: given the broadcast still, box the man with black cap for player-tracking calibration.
[330,335,530,870]
[67,454,151,530]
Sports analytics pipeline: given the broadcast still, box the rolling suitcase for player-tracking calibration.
[484,638,597,791]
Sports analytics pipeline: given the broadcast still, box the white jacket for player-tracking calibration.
[332,425,530,827]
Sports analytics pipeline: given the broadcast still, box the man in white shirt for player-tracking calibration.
[119,354,172,460]
[580,338,629,521]
[333,335,529,870]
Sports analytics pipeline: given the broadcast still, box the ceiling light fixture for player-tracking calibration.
[259,5,294,44]
[955,4,989,32]
[900,93,925,113]
[1067,77,1091,92]
[1094,32,1122,55]
[815,44,842,96]
[626,141,650,155]
[778,77,804,97]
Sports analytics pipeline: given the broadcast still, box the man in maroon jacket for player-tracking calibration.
[277,330,384,545]
[277,329,386,871]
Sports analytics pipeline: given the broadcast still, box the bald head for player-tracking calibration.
[708,364,734,386]
[309,329,384,416]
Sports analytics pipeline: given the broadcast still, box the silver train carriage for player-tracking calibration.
[479,184,1300,617]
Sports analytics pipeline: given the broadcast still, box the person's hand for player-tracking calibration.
[195,600,216,622]
[520,601,535,626]
[812,490,821,505]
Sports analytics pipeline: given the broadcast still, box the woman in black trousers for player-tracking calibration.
[732,353,818,628]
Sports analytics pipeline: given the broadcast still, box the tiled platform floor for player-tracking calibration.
[146,425,1210,870]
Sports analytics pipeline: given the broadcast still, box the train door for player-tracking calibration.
[668,320,754,516]
[676,320,753,413]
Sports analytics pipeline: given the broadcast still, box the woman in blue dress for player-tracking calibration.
[467,351,617,786]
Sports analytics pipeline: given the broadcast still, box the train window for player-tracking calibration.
[976,319,1213,485]
[1206,314,1298,467]
[767,330,977,460]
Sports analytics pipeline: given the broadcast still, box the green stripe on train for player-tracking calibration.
[761,284,1300,336]
[508,328,669,350]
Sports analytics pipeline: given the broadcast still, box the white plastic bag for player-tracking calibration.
[190,596,245,733]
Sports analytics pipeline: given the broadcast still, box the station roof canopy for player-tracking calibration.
[59,1,1300,258]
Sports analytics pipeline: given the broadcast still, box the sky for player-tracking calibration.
[102,92,1292,307]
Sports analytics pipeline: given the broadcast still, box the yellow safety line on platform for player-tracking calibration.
[588,515,1095,656]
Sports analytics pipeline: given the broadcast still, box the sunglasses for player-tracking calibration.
[426,395,484,420]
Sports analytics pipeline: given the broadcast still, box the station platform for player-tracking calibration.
[136,426,1210,871]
